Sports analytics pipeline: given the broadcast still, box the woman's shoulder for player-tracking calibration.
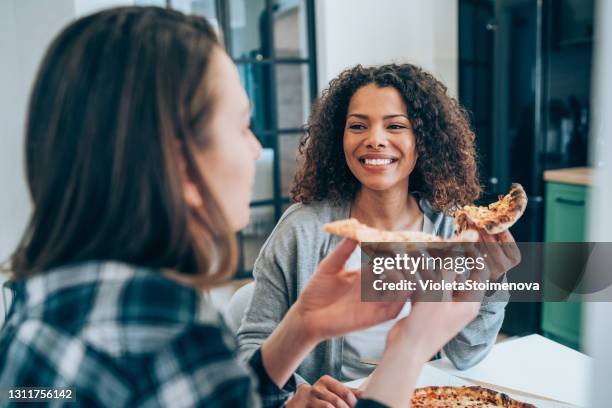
[253,200,348,277]
[81,264,237,364]
[280,199,350,224]
[270,199,350,238]
[103,265,226,332]
[5,262,229,359]
[70,263,225,354]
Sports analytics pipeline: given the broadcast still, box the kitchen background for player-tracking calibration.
[1,0,610,388]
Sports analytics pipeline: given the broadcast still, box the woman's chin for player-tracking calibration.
[359,179,401,192]
[232,211,251,232]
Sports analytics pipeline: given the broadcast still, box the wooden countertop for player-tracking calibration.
[543,167,592,186]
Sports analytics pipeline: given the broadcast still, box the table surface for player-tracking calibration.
[346,334,591,407]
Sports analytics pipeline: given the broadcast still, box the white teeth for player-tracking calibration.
[363,158,393,166]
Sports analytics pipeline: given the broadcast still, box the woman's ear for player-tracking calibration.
[183,180,203,209]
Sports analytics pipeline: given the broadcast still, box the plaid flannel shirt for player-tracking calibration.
[0,262,292,407]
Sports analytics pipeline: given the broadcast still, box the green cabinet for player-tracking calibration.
[542,181,588,351]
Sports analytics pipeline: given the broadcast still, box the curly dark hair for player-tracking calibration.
[291,63,481,214]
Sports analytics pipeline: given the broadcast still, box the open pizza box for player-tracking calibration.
[349,335,592,407]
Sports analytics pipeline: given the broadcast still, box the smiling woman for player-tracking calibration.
[293,63,481,214]
[238,63,510,408]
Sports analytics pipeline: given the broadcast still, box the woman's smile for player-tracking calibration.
[358,153,399,171]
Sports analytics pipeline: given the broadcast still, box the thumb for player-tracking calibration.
[350,387,363,398]
[318,238,358,275]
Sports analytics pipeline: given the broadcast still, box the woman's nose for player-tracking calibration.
[365,126,388,149]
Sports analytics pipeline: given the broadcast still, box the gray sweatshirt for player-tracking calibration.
[236,198,508,385]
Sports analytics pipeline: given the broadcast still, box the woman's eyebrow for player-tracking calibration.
[346,113,409,120]
[383,114,410,120]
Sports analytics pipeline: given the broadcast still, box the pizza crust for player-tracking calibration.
[454,183,528,235]
[323,218,479,243]
[411,386,537,408]
[323,183,526,241]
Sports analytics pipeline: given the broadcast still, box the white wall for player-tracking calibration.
[0,0,140,264]
[0,0,75,265]
[74,0,135,17]
[314,0,458,96]
[584,0,612,405]
[0,0,137,323]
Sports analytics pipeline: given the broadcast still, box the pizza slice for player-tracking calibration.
[323,218,479,243]
[454,183,528,235]
[411,386,537,408]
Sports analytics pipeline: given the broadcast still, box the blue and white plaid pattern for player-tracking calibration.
[0,262,287,407]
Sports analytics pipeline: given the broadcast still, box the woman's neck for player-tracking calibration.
[350,185,423,231]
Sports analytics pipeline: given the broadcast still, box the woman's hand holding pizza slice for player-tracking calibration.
[454,183,526,281]
[476,229,522,282]
[292,238,408,342]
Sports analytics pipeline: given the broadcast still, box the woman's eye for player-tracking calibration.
[349,124,366,130]
[388,124,406,130]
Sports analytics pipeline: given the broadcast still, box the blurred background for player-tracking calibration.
[1,0,611,395]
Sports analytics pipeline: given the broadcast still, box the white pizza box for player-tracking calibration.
[344,364,472,390]
[345,364,572,407]
[428,334,592,407]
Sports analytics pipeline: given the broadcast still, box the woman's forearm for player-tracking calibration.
[361,342,424,408]
[260,307,319,387]
[443,300,506,370]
